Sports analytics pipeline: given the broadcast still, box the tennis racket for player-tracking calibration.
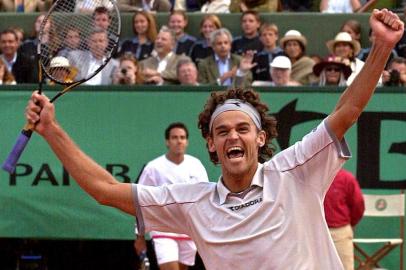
[2,0,121,173]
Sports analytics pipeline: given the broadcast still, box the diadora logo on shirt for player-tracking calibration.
[228,198,263,211]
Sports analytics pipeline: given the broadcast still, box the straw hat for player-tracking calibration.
[279,30,307,49]
[326,32,361,55]
[313,55,352,79]
[270,56,291,69]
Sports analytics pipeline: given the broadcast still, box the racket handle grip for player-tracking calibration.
[2,129,33,174]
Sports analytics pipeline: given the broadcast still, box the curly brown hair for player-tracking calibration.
[198,88,278,165]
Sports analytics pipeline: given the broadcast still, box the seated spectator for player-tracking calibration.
[281,0,312,11]
[168,10,197,56]
[229,0,278,12]
[113,53,143,85]
[251,22,284,82]
[0,58,16,85]
[320,0,361,13]
[0,29,35,83]
[67,28,119,85]
[176,58,199,85]
[9,26,24,47]
[92,6,112,31]
[253,55,300,86]
[326,31,363,85]
[0,0,51,12]
[119,11,157,61]
[340,19,362,45]
[189,14,222,65]
[200,0,230,13]
[139,26,190,85]
[280,29,315,85]
[358,28,398,67]
[197,28,252,86]
[117,0,171,12]
[58,25,82,58]
[312,55,352,86]
[47,56,76,84]
[19,13,47,60]
[171,0,201,11]
[382,57,406,87]
[232,10,263,56]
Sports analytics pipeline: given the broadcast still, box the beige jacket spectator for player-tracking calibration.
[280,29,316,85]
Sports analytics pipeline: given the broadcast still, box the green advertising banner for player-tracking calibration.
[0,87,405,244]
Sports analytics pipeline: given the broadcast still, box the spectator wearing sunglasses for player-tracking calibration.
[312,55,352,86]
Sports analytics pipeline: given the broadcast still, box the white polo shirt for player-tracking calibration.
[138,154,209,240]
[133,120,350,270]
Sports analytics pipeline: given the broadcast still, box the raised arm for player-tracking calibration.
[26,92,135,215]
[327,9,404,140]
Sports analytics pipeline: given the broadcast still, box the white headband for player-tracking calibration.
[209,99,262,132]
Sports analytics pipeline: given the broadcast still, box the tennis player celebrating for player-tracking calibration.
[25,9,403,269]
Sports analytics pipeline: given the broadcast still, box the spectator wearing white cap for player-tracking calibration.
[280,29,316,85]
[47,56,76,84]
[252,55,300,86]
[326,31,363,85]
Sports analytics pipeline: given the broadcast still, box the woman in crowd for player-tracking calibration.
[280,29,315,85]
[0,58,16,85]
[312,55,352,86]
[119,11,157,61]
[113,53,143,85]
[326,31,363,85]
[189,14,222,65]
[340,19,362,44]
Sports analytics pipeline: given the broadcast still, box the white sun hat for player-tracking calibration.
[270,56,292,69]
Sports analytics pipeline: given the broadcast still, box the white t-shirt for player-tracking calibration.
[322,0,353,13]
[133,120,350,269]
[138,154,208,239]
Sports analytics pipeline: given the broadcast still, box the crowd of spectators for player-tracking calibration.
[1,1,406,87]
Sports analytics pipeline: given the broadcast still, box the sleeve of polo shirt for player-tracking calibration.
[132,183,197,236]
[268,118,351,196]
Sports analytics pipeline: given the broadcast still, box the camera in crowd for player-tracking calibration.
[118,68,130,84]
[384,69,402,86]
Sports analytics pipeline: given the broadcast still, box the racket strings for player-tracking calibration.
[39,0,120,84]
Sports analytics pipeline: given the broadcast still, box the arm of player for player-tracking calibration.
[26,92,135,215]
[327,9,404,140]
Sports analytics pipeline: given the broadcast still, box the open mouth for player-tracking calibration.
[227,146,244,159]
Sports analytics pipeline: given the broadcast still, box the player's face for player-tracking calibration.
[208,111,265,180]
[169,14,187,36]
[166,127,188,156]
[134,14,149,35]
[212,34,231,59]
[241,14,260,37]
[260,29,278,48]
